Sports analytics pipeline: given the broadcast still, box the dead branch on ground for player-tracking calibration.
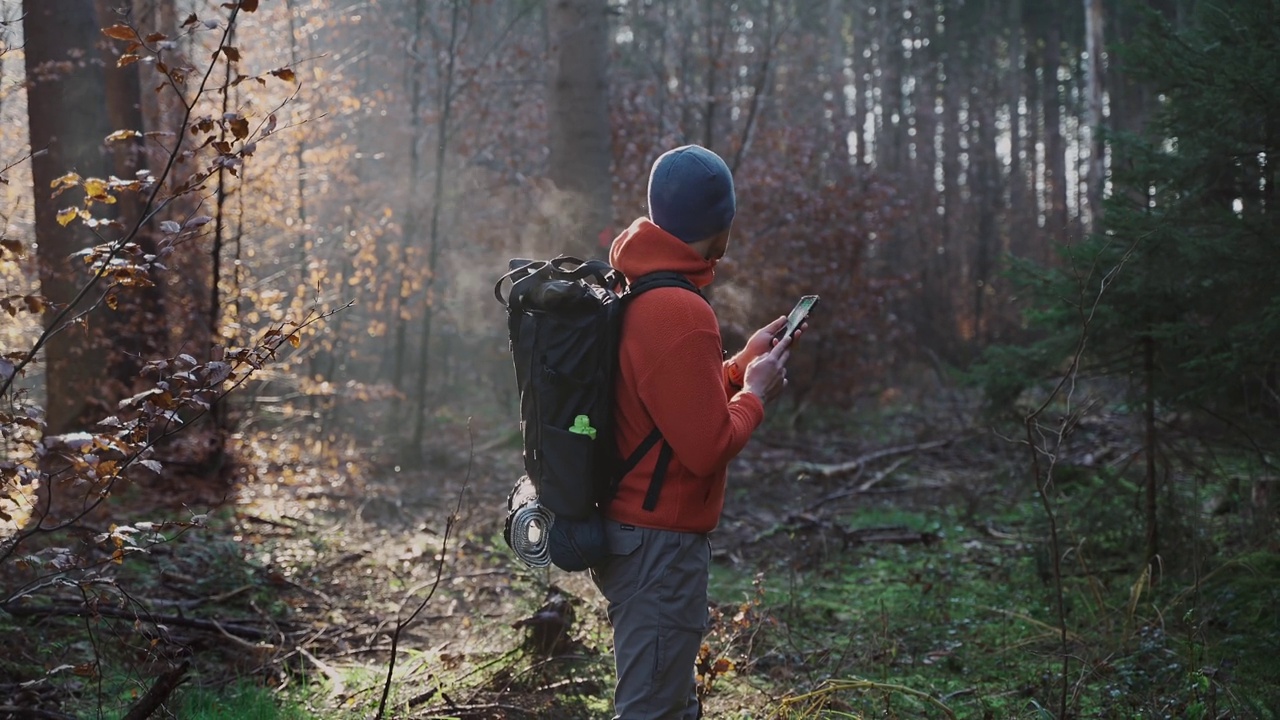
[0,600,280,641]
[119,660,189,720]
[789,438,955,479]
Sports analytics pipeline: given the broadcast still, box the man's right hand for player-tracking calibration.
[742,329,795,403]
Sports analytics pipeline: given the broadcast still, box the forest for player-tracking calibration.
[0,0,1277,717]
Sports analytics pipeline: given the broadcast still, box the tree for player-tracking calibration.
[1082,0,1106,232]
[546,0,613,257]
[981,0,1280,568]
[23,0,164,434]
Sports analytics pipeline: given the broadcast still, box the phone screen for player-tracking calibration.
[783,295,819,339]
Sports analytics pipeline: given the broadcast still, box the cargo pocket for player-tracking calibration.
[603,521,643,557]
[658,534,711,633]
[593,522,645,603]
[538,424,595,518]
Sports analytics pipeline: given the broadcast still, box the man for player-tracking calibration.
[592,144,796,719]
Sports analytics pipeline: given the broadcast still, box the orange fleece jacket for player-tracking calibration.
[604,217,765,533]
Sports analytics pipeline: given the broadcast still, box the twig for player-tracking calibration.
[374,419,475,719]
[119,660,189,720]
[414,703,537,719]
[1016,231,1146,719]
[940,687,977,702]
[531,677,599,694]
[210,619,276,652]
[0,302,351,567]
[142,584,253,611]
[981,606,1083,643]
[297,646,346,698]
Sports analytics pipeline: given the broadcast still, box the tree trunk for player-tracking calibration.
[826,0,850,166]
[854,0,873,167]
[701,0,719,151]
[973,90,999,348]
[410,0,461,456]
[24,0,120,434]
[654,0,670,143]
[135,0,208,359]
[937,48,962,354]
[875,0,902,172]
[1042,20,1069,248]
[546,0,613,257]
[95,0,167,379]
[729,0,774,175]
[1144,334,1159,572]
[1007,0,1026,257]
[1083,0,1106,233]
[387,0,428,427]
[96,1,146,234]
[284,0,310,295]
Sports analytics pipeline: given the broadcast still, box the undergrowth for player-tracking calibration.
[702,485,1280,719]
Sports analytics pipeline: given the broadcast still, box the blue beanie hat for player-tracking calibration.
[647,145,736,244]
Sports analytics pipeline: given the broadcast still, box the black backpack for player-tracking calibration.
[493,255,701,571]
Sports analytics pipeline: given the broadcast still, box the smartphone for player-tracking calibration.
[779,295,819,340]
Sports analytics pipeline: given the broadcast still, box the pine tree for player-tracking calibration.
[978,0,1280,564]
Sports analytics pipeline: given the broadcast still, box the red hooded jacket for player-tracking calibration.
[604,217,765,533]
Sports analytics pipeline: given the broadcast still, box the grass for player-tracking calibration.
[8,411,1276,720]
[176,682,312,720]
[702,493,1280,719]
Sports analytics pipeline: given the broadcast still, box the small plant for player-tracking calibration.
[698,571,773,702]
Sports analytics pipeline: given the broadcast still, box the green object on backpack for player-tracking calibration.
[569,415,597,440]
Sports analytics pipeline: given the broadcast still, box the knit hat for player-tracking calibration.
[647,145,736,244]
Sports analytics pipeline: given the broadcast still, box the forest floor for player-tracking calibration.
[3,393,1279,719]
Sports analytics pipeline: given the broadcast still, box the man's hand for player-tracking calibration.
[742,330,793,403]
[739,315,788,368]
[731,315,807,384]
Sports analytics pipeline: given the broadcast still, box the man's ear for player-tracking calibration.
[706,227,732,260]
[685,236,714,258]
[686,227,732,260]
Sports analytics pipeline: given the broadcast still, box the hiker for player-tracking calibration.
[592,144,797,720]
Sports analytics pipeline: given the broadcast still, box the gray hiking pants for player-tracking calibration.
[591,520,710,720]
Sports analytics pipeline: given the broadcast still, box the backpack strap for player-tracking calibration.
[643,442,675,512]
[626,271,706,302]
[494,259,544,309]
[617,271,709,512]
[612,426,663,497]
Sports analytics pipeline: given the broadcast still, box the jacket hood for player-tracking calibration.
[609,217,717,289]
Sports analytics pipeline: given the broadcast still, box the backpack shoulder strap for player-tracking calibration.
[615,270,707,512]
[625,271,707,305]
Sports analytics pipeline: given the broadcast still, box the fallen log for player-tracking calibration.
[120,660,189,720]
[840,526,940,546]
[789,439,954,479]
[751,519,938,548]
[803,455,915,512]
[1,601,274,641]
[0,706,79,720]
